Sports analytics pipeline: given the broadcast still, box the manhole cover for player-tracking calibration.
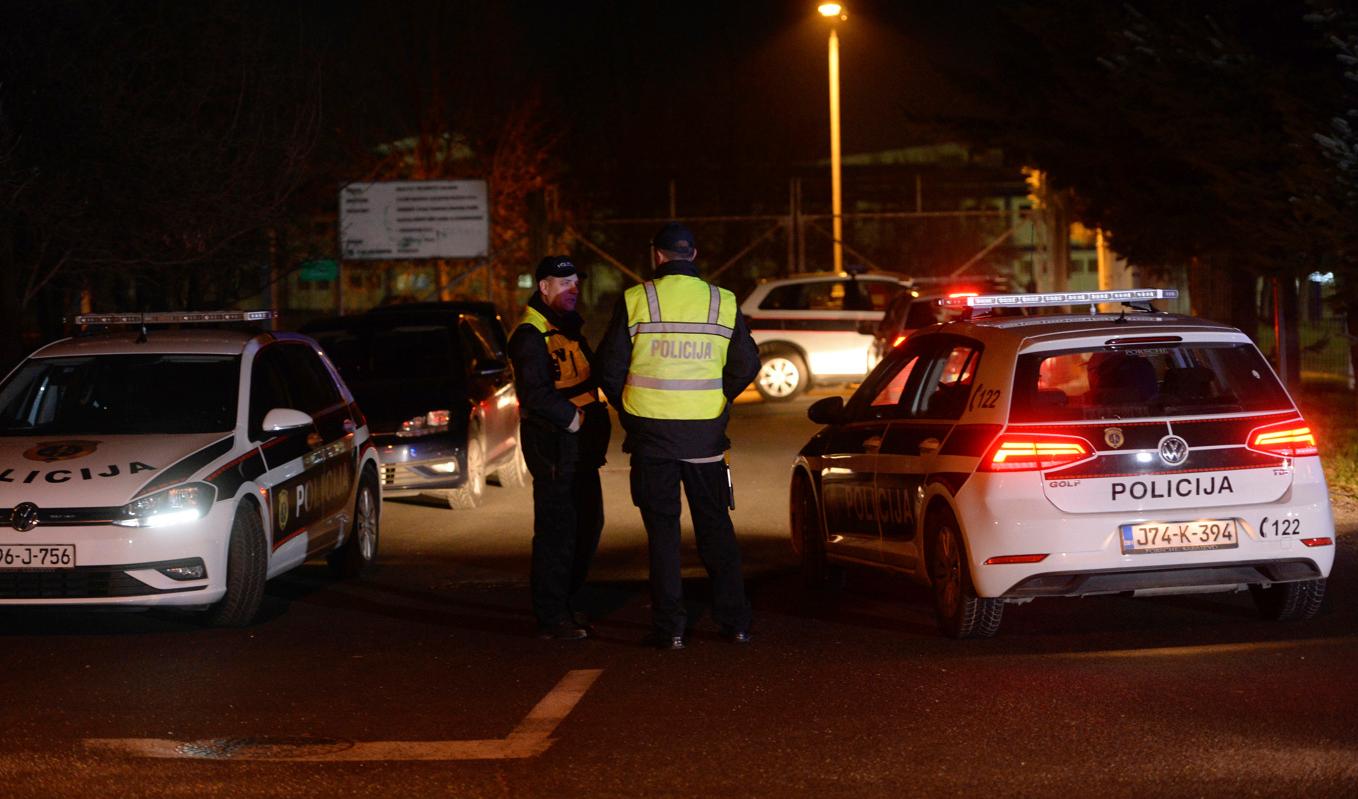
[176,736,354,760]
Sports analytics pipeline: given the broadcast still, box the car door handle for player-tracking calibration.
[919,437,941,456]
[862,435,883,453]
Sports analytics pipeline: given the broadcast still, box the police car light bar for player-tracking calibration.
[937,289,1178,309]
[72,310,278,325]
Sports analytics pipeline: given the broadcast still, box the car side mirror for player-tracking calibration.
[262,407,313,432]
[807,396,844,425]
[856,319,877,336]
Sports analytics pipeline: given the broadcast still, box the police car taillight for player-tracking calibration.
[1247,420,1318,457]
[979,433,1093,472]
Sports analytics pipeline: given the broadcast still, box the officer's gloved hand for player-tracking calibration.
[578,401,611,468]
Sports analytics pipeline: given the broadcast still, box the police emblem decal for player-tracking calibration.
[1103,427,1125,449]
[1158,435,1190,466]
[277,489,290,532]
[23,440,100,463]
[11,502,39,532]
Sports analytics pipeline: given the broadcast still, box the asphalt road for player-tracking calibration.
[2,390,1356,798]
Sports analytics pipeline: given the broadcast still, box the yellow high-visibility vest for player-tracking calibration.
[519,306,598,407]
[622,275,736,420]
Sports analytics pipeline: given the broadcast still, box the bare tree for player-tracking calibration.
[0,2,322,366]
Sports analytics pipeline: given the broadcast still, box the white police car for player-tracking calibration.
[0,312,382,626]
[790,290,1336,637]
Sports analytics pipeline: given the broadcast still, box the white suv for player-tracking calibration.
[791,290,1335,637]
[741,270,912,401]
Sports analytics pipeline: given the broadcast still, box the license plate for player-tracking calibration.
[1120,519,1239,555]
[0,544,76,569]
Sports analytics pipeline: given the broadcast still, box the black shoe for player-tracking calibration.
[643,632,685,650]
[571,611,596,636]
[538,620,588,640]
[720,626,752,644]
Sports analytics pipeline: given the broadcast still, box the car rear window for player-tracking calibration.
[0,354,240,435]
[309,324,464,385]
[1009,342,1292,423]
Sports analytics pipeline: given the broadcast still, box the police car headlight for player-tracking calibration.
[114,483,216,528]
[397,410,450,438]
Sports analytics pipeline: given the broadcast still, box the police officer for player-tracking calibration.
[508,256,611,640]
[596,223,760,649]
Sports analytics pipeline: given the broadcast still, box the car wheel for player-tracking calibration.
[492,430,530,488]
[1250,578,1326,621]
[756,347,808,402]
[789,472,827,588]
[446,430,485,509]
[203,505,268,628]
[927,508,1003,639]
[329,468,380,577]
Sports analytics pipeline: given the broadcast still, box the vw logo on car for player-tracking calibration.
[1158,435,1189,466]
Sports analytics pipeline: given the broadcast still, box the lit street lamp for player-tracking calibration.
[818,2,846,273]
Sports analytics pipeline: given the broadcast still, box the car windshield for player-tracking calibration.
[0,354,240,435]
[1010,342,1292,423]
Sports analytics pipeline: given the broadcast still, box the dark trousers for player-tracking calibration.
[629,454,750,637]
[523,421,604,628]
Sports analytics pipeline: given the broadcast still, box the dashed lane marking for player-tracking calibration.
[84,668,603,762]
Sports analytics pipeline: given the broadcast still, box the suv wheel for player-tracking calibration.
[203,506,267,628]
[927,507,1003,639]
[756,347,807,402]
[1251,578,1325,621]
[329,468,380,577]
[446,429,485,509]
[790,472,827,588]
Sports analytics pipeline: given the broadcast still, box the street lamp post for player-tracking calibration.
[818,3,846,274]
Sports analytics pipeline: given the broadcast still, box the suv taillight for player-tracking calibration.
[1247,419,1318,457]
[978,433,1094,472]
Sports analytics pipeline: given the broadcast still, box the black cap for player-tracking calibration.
[535,256,582,281]
[651,222,696,257]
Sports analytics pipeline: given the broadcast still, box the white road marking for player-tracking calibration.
[84,668,603,762]
[1051,637,1355,659]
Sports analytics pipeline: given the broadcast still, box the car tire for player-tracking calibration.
[756,346,808,402]
[492,431,530,488]
[446,430,485,510]
[1250,578,1326,621]
[790,472,827,588]
[927,507,1003,639]
[203,505,268,628]
[329,468,380,578]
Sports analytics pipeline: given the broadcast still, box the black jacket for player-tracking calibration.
[507,293,598,431]
[595,260,760,459]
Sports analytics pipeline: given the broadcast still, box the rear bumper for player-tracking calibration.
[954,465,1337,598]
[375,433,467,495]
[1003,558,1323,598]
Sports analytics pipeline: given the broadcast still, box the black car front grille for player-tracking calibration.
[0,562,207,599]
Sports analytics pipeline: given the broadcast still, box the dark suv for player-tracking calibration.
[301,303,524,509]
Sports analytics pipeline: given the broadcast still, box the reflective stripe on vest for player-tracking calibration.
[622,275,736,420]
[518,305,598,407]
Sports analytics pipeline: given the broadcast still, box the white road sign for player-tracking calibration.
[340,180,489,260]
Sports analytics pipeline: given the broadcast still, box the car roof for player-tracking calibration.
[945,312,1240,345]
[28,329,260,358]
[753,270,911,286]
[301,310,480,332]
